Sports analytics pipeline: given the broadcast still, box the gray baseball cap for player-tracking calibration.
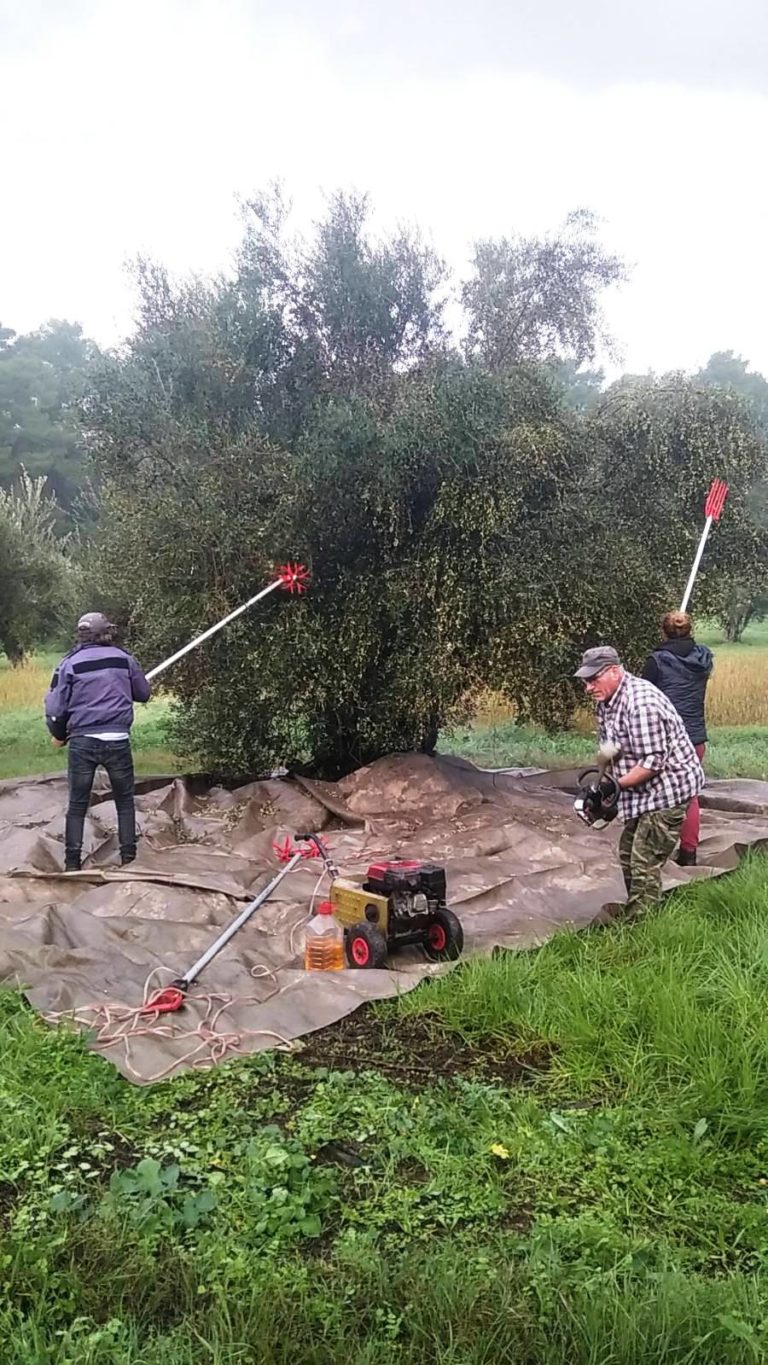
[574,645,621,680]
[77,611,115,634]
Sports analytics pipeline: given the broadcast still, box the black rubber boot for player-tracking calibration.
[675,848,697,867]
[120,850,136,867]
[64,855,81,873]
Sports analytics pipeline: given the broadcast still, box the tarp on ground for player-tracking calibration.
[0,753,766,1084]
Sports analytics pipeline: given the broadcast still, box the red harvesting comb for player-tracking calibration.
[277,562,310,593]
[704,479,728,522]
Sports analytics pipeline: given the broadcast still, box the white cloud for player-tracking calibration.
[1,0,766,377]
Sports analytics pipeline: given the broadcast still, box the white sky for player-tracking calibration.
[2,0,767,377]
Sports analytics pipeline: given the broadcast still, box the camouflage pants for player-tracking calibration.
[619,807,686,918]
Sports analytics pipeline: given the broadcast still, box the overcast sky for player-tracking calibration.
[2,0,767,376]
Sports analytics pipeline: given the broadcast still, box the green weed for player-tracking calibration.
[3,862,768,1358]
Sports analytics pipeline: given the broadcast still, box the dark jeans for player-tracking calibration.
[65,737,136,866]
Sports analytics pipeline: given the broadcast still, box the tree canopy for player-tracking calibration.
[0,320,98,511]
[0,469,78,664]
[81,192,768,778]
[462,210,626,371]
[695,351,768,639]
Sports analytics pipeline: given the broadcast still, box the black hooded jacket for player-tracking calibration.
[642,637,713,746]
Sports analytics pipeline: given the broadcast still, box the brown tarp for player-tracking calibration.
[1,753,766,1084]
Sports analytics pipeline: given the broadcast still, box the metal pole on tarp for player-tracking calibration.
[140,840,313,1014]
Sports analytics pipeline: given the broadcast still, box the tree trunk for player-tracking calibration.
[3,639,26,667]
[725,611,748,643]
[419,717,440,755]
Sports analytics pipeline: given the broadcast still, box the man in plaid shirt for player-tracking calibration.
[574,645,705,919]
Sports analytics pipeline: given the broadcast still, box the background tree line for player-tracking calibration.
[2,188,767,775]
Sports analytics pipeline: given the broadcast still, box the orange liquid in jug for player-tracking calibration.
[304,936,346,972]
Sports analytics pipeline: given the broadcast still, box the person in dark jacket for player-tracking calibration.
[44,612,152,872]
[642,611,713,866]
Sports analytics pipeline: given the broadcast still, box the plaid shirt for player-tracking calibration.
[596,672,705,820]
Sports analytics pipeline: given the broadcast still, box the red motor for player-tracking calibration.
[343,856,461,968]
[365,858,447,901]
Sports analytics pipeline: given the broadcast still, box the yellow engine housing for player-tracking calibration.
[328,877,390,934]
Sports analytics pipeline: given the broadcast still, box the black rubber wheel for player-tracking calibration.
[423,908,464,962]
[346,921,388,969]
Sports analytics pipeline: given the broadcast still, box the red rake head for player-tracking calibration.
[272,836,315,863]
[705,479,729,522]
[277,562,310,594]
[273,836,295,863]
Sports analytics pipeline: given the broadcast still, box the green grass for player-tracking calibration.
[5,640,768,1358]
[440,616,768,778]
[0,653,186,780]
[4,859,768,1360]
[0,697,185,780]
[397,857,768,1126]
[698,617,768,650]
[441,717,768,779]
[6,619,768,782]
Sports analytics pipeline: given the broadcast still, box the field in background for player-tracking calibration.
[1,620,767,781]
[700,620,768,725]
[469,621,768,731]
[0,651,59,709]
[0,653,185,780]
[444,719,768,779]
[446,620,768,776]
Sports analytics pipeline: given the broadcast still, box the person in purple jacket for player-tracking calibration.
[44,612,152,871]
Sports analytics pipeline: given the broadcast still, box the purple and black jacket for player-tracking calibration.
[44,645,152,742]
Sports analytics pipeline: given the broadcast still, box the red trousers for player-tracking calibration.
[680,743,706,853]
